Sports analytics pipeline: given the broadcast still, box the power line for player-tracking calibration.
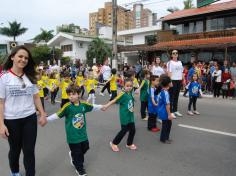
[120,0,170,8]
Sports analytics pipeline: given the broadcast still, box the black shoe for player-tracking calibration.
[76,169,87,176]
[160,140,171,144]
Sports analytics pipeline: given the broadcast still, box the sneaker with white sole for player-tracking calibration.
[99,92,104,96]
[11,173,21,176]
[193,111,200,115]
[69,151,74,167]
[187,111,194,116]
[174,111,183,117]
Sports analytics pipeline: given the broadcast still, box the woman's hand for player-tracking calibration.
[38,112,48,127]
[0,124,9,139]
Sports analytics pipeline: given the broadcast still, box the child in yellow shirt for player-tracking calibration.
[37,71,46,109]
[105,68,118,101]
[76,71,85,99]
[84,72,98,104]
[41,70,49,100]
[60,72,72,107]
[48,72,59,104]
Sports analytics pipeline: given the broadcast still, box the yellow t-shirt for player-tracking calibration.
[84,79,98,93]
[110,75,117,91]
[42,75,49,85]
[60,80,71,99]
[133,78,139,88]
[48,79,59,91]
[76,76,84,87]
[37,80,46,97]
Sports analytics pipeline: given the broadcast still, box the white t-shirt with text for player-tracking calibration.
[167,60,183,80]
[0,71,39,120]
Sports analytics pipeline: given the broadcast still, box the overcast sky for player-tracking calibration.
[0,0,228,41]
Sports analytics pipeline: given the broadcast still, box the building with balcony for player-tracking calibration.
[119,0,236,64]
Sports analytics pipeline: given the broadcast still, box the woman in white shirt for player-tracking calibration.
[0,46,47,176]
[151,57,165,77]
[212,64,222,97]
[167,50,185,118]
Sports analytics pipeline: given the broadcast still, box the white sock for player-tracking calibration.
[91,93,96,104]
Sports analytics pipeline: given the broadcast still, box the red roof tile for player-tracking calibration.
[163,0,236,21]
[149,36,236,50]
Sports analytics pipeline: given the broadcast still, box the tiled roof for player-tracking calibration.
[149,36,236,50]
[163,0,236,21]
[118,36,236,52]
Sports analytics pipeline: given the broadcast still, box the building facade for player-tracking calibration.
[133,4,157,28]
[118,0,236,64]
[89,2,133,35]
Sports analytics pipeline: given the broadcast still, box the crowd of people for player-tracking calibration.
[0,46,235,176]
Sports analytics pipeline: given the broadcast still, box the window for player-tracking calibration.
[189,22,196,33]
[183,23,189,34]
[206,18,224,31]
[176,24,183,34]
[61,44,73,52]
[225,16,236,29]
[196,21,203,33]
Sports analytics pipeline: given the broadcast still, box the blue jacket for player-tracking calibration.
[148,87,158,114]
[157,90,170,120]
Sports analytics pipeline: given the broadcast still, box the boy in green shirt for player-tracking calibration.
[47,84,104,176]
[136,70,150,120]
[103,78,137,152]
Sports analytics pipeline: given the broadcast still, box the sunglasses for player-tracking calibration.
[18,77,26,89]
[172,52,178,55]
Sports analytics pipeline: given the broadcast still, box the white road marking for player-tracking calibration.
[178,124,236,137]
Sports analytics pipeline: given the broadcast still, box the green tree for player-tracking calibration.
[86,38,112,66]
[183,0,195,9]
[33,28,54,43]
[58,27,74,33]
[167,6,180,13]
[0,21,27,41]
[61,56,72,65]
[31,45,62,64]
[145,35,157,45]
[31,45,51,64]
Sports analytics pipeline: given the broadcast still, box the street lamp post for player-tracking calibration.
[112,0,118,69]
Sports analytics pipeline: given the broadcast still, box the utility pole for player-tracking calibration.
[112,0,118,69]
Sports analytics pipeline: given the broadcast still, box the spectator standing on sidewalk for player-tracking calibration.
[167,50,185,118]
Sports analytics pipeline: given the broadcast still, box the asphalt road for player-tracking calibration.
[0,93,236,176]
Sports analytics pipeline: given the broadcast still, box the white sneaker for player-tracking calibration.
[187,111,194,116]
[193,111,200,115]
[11,173,21,176]
[69,151,74,167]
[174,111,183,117]
[142,117,148,121]
[157,119,162,124]
[99,92,104,96]
[171,113,177,119]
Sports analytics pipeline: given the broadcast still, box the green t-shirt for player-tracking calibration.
[57,101,93,144]
[140,79,149,102]
[115,91,135,125]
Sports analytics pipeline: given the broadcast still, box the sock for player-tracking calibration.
[91,93,95,104]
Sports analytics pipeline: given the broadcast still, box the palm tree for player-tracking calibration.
[33,28,54,43]
[86,38,112,66]
[0,21,27,41]
[167,6,180,13]
[183,0,195,9]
